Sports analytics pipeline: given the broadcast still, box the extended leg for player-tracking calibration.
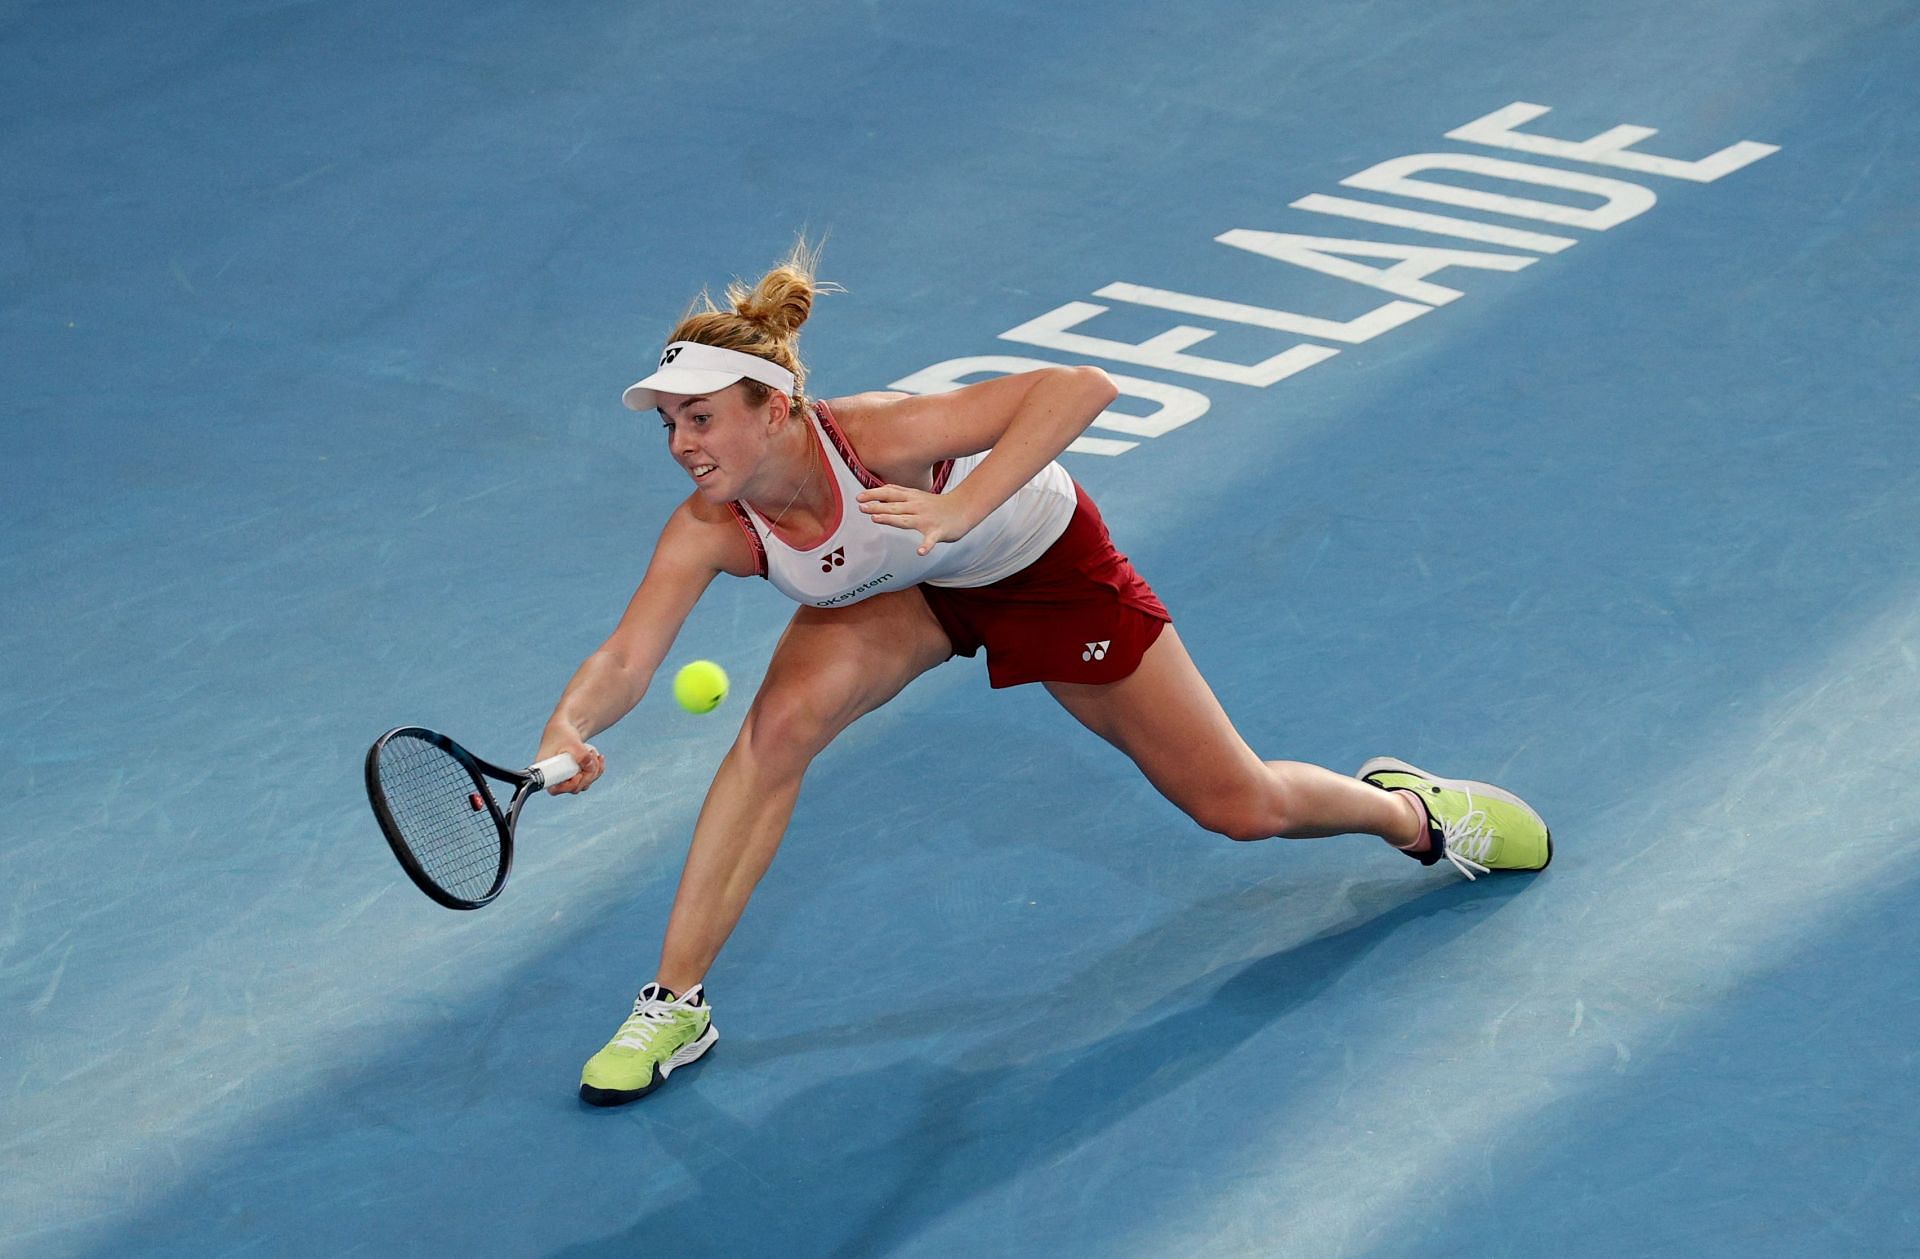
[1045,626,1427,848]
[654,590,952,992]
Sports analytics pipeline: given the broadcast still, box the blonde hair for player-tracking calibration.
[667,239,836,410]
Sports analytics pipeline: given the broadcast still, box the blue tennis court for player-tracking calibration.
[5,2,1918,1255]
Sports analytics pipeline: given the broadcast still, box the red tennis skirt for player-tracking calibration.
[919,483,1171,688]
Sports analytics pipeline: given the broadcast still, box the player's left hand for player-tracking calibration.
[855,483,976,556]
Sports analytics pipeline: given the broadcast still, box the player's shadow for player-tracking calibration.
[546,870,1530,1259]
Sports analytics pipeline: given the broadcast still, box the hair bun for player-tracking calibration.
[729,266,815,338]
[666,239,835,403]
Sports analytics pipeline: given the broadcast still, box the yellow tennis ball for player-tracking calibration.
[672,660,729,714]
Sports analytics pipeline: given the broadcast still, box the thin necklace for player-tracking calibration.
[766,435,816,537]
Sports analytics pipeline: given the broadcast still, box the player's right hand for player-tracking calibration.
[539,729,604,795]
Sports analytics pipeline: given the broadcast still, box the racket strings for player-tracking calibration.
[376,736,505,900]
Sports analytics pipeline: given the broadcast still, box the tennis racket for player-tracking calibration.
[364,726,580,910]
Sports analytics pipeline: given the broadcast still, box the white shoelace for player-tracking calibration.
[611,993,688,1051]
[1434,797,1494,881]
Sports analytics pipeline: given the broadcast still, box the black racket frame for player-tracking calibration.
[364,725,545,911]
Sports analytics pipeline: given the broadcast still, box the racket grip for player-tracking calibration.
[531,751,581,788]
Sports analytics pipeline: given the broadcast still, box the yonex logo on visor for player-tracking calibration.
[623,341,797,411]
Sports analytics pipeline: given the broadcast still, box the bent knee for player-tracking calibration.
[1185,787,1287,843]
[738,687,845,767]
[1214,818,1280,844]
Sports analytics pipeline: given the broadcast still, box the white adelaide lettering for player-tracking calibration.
[892,102,1777,458]
[1287,194,1579,254]
[1092,281,1429,345]
[814,573,897,607]
[1341,153,1658,230]
[1445,101,1779,183]
[999,302,1338,388]
[891,355,1210,457]
[1214,231,1535,306]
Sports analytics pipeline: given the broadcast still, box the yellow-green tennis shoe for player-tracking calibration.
[579,982,717,1106]
[1357,757,1552,879]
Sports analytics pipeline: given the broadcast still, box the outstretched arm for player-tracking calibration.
[537,500,741,791]
[850,366,1116,554]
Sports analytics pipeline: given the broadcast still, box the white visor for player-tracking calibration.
[622,341,797,411]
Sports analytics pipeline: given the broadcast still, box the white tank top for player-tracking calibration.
[726,400,1076,609]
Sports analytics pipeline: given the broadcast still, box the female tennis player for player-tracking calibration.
[537,244,1550,1106]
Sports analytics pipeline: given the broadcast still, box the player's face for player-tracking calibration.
[656,383,777,500]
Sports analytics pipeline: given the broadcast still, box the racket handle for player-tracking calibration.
[531,751,581,788]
